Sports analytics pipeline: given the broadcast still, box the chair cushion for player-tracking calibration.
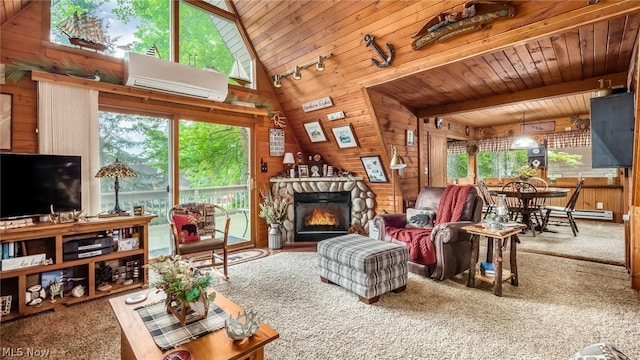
[172,213,200,243]
[406,208,436,229]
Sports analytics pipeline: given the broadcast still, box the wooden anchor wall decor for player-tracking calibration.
[412,1,517,51]
[364,34,394,68]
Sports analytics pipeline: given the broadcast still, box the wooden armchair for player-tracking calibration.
[168,203,230,280]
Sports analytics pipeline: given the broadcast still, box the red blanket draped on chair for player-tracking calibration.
[387,185,472,265]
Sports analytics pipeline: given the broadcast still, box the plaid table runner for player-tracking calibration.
[136,300,227,351]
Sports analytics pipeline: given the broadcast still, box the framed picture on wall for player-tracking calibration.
[1,93,12,150]
[406,129,415,146]
[303,120,327,143]
[360,155,388,183]
[331,124,358,148]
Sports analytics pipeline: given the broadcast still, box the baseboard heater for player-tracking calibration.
[548,209,613,221]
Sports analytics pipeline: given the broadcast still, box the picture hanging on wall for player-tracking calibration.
[332,124,358,148]
[360,155,388,183]
[303,120,328,143]
[1,93,12,150]
[269,128,285,156]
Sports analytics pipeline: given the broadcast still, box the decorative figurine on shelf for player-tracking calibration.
[48,281,62,303]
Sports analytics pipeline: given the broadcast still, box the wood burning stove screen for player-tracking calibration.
[294,191,351,241]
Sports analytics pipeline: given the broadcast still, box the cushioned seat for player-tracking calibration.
[317,234,409,304]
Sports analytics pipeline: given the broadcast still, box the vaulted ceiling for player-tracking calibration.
[232,1,640,129]
[2,1,639,130]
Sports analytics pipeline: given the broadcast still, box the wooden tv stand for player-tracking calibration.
[0,214,155,321]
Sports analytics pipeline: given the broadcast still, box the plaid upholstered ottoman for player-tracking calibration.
[317,234,409,304]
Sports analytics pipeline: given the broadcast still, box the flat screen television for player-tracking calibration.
[0,153,82,219]
[590,92,635,168]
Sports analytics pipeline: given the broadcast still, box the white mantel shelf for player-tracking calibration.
[270,176,363,182]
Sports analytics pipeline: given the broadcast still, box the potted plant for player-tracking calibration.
[515,164,537,181]
[258,188,290,249]
[147,255,216,326]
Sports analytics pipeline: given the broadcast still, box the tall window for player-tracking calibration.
[447,140,469,179]
[50,0,254,87]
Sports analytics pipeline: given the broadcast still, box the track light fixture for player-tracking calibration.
[273,74,282,88]
[316,56,325,71]
[272,53,332,88]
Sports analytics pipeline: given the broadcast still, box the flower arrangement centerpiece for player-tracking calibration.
[147,255,216,326]
[515,164,537,180]
[258,188,289,225]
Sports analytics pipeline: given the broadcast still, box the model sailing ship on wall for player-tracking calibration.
[57,11,109,51]
[229,56,251,87]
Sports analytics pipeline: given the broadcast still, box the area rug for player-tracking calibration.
[517,220,624,266]
[228,248,269,265]
[3,251,638,360]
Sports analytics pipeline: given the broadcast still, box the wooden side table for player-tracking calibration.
[462,224,525,297]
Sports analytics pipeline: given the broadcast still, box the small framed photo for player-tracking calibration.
[133,205,144,216]
[360,155,388,183]
[303,120,328,143]
[58,211,75,224]
[332,124,358,149]
[298,165,309,177]
[406,129,415,146]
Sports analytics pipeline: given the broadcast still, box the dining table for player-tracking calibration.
[489,188,570,233]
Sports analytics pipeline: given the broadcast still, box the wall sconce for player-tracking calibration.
[272,53,332,88]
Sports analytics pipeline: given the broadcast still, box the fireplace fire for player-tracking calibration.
[294,191,351,241]
[306,208,338,226]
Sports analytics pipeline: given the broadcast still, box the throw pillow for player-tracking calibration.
[406,208,436,229]
[172,213,200,243]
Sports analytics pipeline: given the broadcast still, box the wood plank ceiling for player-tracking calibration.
[2,1,638,130]
[233,0,640,129]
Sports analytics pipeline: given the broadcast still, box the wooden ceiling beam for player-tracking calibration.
[416,72,628,118]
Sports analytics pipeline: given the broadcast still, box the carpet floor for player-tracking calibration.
[3,249,638,360]
[517,220,624,265]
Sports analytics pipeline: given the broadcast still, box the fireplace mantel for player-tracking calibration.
[270,177,375,244]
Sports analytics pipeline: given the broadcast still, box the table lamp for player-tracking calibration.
[283,152,296,178]
[95,158,137,215]
[389,146,407,213]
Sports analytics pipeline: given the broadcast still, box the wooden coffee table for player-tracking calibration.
[110,290,279,360]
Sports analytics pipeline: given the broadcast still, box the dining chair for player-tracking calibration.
[168,202,230,280]
[541,179,585,236]
[501,181,539,236]
[527,177,549,225]
[477,180,497,220]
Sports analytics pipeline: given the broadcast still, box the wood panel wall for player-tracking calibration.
[0,1,301,247]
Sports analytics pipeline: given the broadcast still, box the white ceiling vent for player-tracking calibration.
[125,52,228,102]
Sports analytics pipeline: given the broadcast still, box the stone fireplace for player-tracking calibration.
[270,177,376,244]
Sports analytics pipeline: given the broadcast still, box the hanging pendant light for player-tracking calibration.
[511,112,538,149]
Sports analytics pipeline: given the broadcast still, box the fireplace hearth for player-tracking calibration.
[294,191,351,241]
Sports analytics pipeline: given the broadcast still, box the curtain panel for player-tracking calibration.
[38,82,100,215]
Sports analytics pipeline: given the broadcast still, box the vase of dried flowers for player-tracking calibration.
[259,187,289,249]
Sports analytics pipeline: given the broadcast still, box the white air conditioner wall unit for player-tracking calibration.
[125,52,228,102]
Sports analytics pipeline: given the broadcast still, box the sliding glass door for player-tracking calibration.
[98,110,173,258]
[177,119,252,249]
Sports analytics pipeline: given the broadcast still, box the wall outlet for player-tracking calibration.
[596,202,604,209]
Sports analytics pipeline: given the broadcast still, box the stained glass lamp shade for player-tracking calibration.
[95,159,137,214]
